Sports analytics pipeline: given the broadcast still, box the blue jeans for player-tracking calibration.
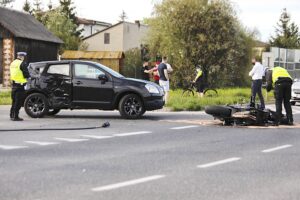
[251,79,265,109]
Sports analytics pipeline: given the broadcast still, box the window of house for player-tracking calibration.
[47,64,70,76]
[104,33,110,44]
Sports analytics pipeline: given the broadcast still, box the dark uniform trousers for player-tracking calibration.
[274,81,293,123]
[10,82,25,119]
[251,79,265,109]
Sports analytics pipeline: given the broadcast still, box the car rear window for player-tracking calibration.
[47,64,70,76]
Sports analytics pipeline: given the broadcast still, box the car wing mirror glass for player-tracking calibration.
[98,74,108,84]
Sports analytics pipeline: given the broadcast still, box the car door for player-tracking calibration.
[72,62,114,109]
[44,63,72,107]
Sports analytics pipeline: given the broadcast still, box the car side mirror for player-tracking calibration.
[98,74,108,84]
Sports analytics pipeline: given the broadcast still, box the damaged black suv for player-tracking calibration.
[24,60,165,119]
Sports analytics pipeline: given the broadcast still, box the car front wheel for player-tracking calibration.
[47,109,61,116]
[24,93,49,118]
[118,94,145,119]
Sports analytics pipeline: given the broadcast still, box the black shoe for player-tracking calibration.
[11,117,24,121]
[287,121,294,126]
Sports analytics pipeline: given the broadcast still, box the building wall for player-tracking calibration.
[78,24,109,38]
[84,22,149,52]
[14,38,59,63]
[84,24,124,51]
[0,38,3,84]
[262,47,300,78]
[123,23,148,51]
[0,25,13,85]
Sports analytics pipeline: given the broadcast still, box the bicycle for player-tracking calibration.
[181,82,218,97]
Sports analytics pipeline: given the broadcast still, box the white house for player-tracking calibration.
[76,17,111,38]
[83,21,149,52]
[262,47,300,78]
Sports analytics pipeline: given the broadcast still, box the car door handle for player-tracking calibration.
[75,81,83,85]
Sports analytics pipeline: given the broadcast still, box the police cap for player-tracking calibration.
[17,52,27,57]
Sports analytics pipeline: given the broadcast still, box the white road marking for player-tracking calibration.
[170,125,199,130]
[114,131,152,137]
[197,157,241,168]
[24,141,59,146]
[91,175,166,192]
[0,145,28,150]
[81,135,114,139]
[262,144,293,153]
[54,138,89,142]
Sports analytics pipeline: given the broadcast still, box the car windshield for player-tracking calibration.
[94,62,124,78]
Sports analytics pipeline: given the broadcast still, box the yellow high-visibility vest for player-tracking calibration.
[195,70,203,81]
[10,59,27,84]
[272,66,292,84]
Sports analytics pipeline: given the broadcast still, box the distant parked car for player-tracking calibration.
[291,79,300,105]
[24,60,165,119]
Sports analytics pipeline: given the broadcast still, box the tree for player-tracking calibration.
[145,0,254,87]
[119,10,128,22]
[32,0,43,22]
[48,0,53,10]
[59,0,82,37]
[0,0,14,7]
[270,8,300,48]
[23,0,32,14]
[59,0,76,22]
[41,7,81,53]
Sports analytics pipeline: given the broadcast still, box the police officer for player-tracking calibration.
[9,52,30,121]
[266,66,293,125]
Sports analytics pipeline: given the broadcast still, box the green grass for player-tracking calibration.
[0,90,11,105]
[167,88,274,111]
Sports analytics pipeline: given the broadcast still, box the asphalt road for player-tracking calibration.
[0,105,300,200]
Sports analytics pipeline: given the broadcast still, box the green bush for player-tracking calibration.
[0,90,11,105]
[167,88,274,111]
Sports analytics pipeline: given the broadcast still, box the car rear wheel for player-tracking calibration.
[119,94,145,119]
[24,93,49,118]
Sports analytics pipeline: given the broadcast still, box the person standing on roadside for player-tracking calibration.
[152,61,160,84]
[249,58,265,109]
[141,61,152,81]
[9,52,30,121]
[158,56,170,103]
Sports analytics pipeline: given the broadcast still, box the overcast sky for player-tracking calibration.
[11,0,300,42]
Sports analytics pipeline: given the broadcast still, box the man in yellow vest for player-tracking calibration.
[9,52,30,121]
[193,65,205,97]
[266,66,293,125]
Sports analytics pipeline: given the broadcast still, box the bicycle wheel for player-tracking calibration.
[182,89,195,97]
[204,89,218,97]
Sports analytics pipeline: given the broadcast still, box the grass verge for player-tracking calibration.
[0,90,11,105]
[167,88,274,111]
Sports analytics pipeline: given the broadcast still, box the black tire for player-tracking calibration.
[182,89,194,97]
[47,109,61,116]
[291,101,296,106]
[118,94,145,119]
[204,89,218,97]
[24,93,49,118]
[205,105,232,118]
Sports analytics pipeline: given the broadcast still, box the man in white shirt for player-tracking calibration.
[249,58,265,109]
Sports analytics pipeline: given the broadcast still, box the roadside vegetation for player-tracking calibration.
[0,90,11,105]
[167,88,274,111]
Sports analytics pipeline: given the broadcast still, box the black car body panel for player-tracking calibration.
[25,60,164,118]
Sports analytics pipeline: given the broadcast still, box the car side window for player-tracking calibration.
[47,64,70,76]
[74,64,105,79]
